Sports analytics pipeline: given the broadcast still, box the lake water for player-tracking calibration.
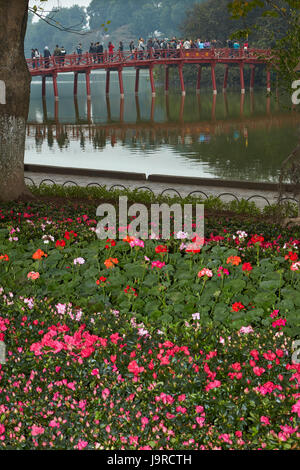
[25,70,300,182]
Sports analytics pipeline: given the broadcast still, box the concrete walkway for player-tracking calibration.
[24,170,299,209]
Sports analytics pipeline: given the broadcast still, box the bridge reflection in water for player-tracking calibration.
[25,86,300,184]
[27,92,288,143]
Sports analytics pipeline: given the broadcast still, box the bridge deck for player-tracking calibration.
[27,48,274,97]
[27,48,273,76]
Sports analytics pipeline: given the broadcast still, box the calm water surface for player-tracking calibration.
[25,70,300,182]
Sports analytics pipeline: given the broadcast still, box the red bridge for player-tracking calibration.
[26,48,274,99]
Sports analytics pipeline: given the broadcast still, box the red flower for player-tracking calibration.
[96,276,107,285]
[231,302,245,312]
[285,251,298,262]
[124,285,138,297]
[242,262,252,272]
[64,230,77,240]
[251,234,264,244]
[155,245,168,254]
[55,240,66,248]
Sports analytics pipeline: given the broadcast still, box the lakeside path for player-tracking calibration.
[24,170,298,209]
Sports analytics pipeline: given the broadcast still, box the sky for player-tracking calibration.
[29,0,92,10]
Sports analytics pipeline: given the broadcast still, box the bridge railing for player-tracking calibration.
[26,48,273,71]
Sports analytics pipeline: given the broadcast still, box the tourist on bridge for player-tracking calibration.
[53,45,61,65]
[204,40,211,49]
[153,39,161,58]
[60,46,66,66]
[76,43,82,64]
[137,38,145,60]
[183,39,191,49]
[31,48,36,69]
[129,40,135,59]
[35,49,41,68]
[89,42,97,63]
[43,46,51,68]
[108,41,115,61]
[118,41,124,59]
[233,40,240,56]
[96,42,104,63]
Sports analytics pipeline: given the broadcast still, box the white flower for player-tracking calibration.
[73,257,85,265]
[192,312,200,320]
[176,231,189,240]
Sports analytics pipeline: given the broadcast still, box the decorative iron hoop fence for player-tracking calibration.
[24,177,299,207]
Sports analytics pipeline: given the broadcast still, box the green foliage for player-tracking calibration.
[182,0,290,47]
[25,6,88,57]
[227,0,300,92]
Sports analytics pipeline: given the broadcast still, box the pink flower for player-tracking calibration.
[27,271,40,280]
[205,380,221,391]
[291,400,300,417]
[272,318,286,329]
[77,439,88,450]
[291,262,300,271]
[239,326,254,334]
[196,416,205,427]
[128,360,144,376]
[102,388,110,400]
[0,424,5,435]
[253,366,265,376]
[198,268,213,278]
[31,425,45,436]
[151,260,165,269]
[260,416,270,426]
[218,434,232,444]
[195,405,204,413]
[270,309,279,318]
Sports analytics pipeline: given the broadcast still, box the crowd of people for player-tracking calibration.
[30,37,249,67]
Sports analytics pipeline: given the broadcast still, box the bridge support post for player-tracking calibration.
[211,63,217,94]
[178,63,185,96]
[240,63,245,94]
[106,70,110,96]
[250,65,255,91]
[118,68,124,98]
[150,97,155,121]
[42,76,46,98]
[120,97,124,121]
[196,65,201,94]
[223,65,229,93]
[74,72,78,96]
[149,66,156,97]
[212,93,217,120]
[86,70,91,99]
[87,98,91,122]
[165,66,169,94]
[179,94,185,121]
[135,68,140,95]
[240,93,245,116]
[52,73,58,101]
[266,66,271,93]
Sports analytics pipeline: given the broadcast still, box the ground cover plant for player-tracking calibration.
[0,191,299,449]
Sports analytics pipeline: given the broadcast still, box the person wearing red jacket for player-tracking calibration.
[108,41,115,61]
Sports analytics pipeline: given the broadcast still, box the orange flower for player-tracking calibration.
[27,271,40,280]
[123,236,135,243]
[226,255,241,266]
[0,254,9,262]
[32,249,47,260]
[104,257,119,269]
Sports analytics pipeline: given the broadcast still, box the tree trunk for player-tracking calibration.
[0,0,31,202]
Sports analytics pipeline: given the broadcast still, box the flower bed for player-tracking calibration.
[0,199,299,449]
